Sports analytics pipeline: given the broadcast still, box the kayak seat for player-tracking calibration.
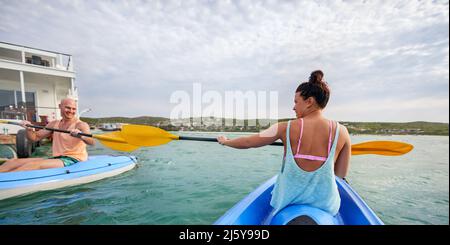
[286,215,318,225]
[269,204,339,225]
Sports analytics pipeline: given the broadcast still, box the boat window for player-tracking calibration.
[0,89,36,121]
[15,91,36,121]
[0,89,15,112]
[15,91,36,107]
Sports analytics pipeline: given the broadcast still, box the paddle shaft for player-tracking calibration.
[178,136,284,146]
[4,121,93,138]
[178,135,413,156]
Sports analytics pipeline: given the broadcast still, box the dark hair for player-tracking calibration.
[295,70,330,108]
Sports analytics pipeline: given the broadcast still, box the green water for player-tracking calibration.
[0,132,448,225]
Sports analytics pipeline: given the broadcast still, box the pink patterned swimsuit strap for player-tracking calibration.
[295,118,304,156]
[293,119,333,161]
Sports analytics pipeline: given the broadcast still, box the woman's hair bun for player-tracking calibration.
[309,70,324,84]
[296,69,330,109]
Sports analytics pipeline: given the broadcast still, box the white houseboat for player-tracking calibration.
[0,41,78,158]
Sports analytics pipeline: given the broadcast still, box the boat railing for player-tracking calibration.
[0,41,73,72]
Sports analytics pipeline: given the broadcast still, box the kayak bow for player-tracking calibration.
[214,175,383,225]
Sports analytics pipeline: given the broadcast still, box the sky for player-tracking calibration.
[0,0,448,122]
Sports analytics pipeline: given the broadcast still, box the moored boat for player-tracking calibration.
[214,175,383,225]
[99,123,122,131]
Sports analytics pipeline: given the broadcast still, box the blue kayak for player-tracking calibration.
[0,155,137,201]
[214,175,383,225]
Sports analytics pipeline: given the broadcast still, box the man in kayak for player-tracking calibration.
[0,98,95,172]
[217,70,351,216]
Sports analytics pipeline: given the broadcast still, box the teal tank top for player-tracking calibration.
[270,120,341,216]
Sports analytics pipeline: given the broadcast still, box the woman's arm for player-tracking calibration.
[217,123,285,149]
[334,126,351,179]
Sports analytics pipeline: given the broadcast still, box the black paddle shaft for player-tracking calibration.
[178,136,284,146]
[6,121,93,137]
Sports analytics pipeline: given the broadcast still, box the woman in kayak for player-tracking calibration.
[217,70,351,216]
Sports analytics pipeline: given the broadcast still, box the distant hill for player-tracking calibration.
[81,116,169,125]
[81,116,449,136]
[340,121,448,136]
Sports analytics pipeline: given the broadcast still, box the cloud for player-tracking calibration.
[0,0,448,122]
[325,96,450,123]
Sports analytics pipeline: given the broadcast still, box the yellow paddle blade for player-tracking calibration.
[93,131,140,152]
[120,124,179,147]
[351,141,413,156]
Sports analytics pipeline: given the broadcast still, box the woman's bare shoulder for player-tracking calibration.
[260,122,288,139]
[337,123,350,144]
[276,121,289,134]
[277,121,289,128]
[338,123,350,136]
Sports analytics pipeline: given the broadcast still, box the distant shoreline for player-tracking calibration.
[81,116,449,136]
